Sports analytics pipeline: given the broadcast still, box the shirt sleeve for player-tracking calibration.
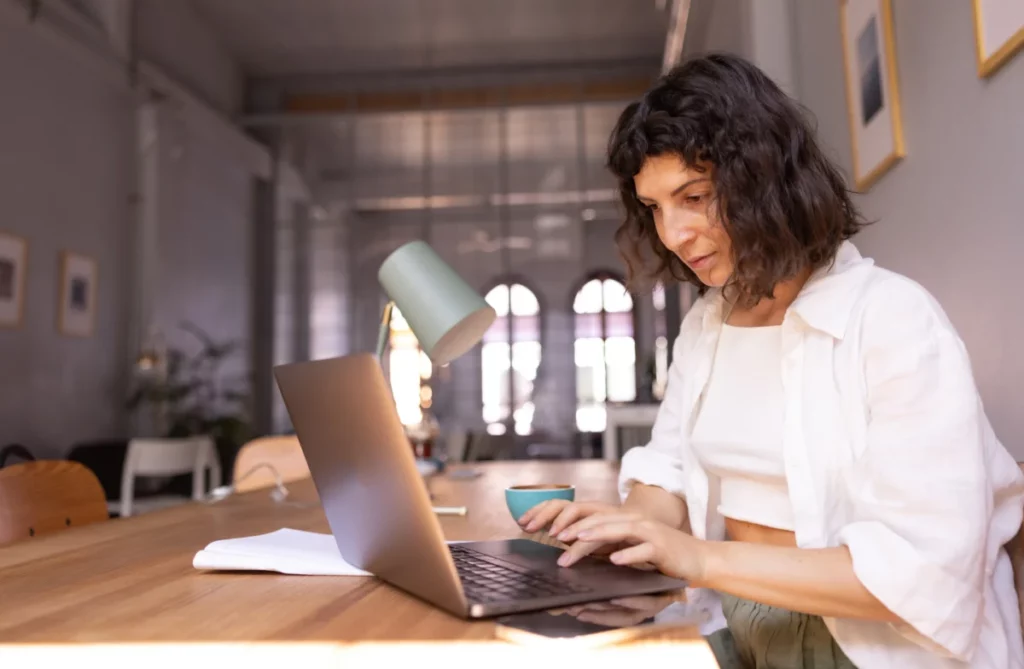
[617,297,706,502]
[835,276,993,661]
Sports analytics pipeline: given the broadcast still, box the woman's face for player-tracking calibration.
[634,154,733,288]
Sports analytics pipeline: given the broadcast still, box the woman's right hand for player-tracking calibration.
[517,499,643,566]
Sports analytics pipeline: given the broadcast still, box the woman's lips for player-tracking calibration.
[686,252,715,270]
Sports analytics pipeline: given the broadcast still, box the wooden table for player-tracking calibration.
[0,460,717,665]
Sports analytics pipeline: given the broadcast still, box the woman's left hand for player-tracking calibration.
[551,592,683,627]
[558,512,710,584]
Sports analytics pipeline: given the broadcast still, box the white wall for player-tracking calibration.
[792,1,1024,456]
[748,0,797,96]
[683,0,751,61]
[135,0,243,115]
[150,104,254,383]
[0,12,133,457]
[0,2,262,457]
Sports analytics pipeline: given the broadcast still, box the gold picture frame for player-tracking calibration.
[839,0,906,191]
[58,251,98,337]
[0,232,28,328]
[972,0,1024,78]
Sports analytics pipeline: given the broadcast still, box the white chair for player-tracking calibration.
[111,436,221,518]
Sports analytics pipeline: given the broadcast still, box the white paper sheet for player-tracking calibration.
[192,528,370,576]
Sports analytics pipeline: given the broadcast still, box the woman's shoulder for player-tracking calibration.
[851,265,964,351]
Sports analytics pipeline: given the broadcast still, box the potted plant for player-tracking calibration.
[127,322,254,478]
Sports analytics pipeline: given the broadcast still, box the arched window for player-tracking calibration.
[574,273,636,432]
[481,282,542,436]
[388,306,432,426]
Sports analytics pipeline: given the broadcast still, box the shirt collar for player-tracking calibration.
[702,242,874,340]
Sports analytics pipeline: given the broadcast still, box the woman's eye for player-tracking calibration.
[685,193,707,205]
[646,203,659,213]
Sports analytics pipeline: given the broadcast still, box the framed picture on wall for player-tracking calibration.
[0,232,28,328]
[839,0,905,191]
[972,0,1024,78]
[58,251,98,337]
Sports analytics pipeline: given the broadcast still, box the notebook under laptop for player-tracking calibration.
[273,353,686,618]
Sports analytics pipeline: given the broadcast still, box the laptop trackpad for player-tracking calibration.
[466,539,627,576]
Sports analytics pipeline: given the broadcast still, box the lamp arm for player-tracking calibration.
[376,301,395,363]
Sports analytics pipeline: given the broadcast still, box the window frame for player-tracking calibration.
[571,269,638,432]
[480,276,545,436]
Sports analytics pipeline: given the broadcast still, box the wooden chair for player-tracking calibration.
[0,444,36,468]
[0,460,109,547]
[232,435,309,493]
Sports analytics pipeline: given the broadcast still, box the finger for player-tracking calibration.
[547,502,609,536]
[557,539,606,567]
[531,502,584,534]
[518,499,569,527]
[558,513,642,542]
[517,498,564,525]
[576,520,651,545]
[609,542,658,567]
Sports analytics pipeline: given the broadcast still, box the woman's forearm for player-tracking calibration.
[698,541,901,622]
[623,484,690,533]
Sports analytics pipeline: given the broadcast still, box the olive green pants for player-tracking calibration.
[706,593,858,669]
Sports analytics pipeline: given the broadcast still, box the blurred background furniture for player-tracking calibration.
[0,460,108,547]
[109,437,221,518]
[603,403,659,461]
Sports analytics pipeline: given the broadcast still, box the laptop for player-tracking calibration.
[273,353,687,619]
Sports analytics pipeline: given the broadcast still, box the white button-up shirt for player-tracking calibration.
[618,242,1024,668]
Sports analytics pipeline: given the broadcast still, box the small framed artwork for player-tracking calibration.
[58,251,98,337]
[839,0,906,191]
[0,232,28,328]
[972,0,1024,78]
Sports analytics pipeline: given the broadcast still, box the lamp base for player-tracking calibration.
[376,301,395,362]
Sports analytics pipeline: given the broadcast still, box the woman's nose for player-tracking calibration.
[661,209,699,248]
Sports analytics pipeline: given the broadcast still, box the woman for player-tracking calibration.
[519,54,1024,668]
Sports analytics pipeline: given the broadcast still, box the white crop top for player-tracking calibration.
[690,323,795,531]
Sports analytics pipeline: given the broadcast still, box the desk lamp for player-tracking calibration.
[376,240,496,365]
[376,241,495,502]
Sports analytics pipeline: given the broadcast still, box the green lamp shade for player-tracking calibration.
[378,241,496,366]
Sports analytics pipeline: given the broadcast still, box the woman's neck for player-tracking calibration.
[725,267,812,327]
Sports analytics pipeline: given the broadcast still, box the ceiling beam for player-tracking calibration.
[251,56,660,90]
[273,77,654,116]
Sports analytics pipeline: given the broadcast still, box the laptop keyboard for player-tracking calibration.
[449,544,594,603]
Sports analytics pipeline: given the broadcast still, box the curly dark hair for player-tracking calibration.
[607,53,867,303]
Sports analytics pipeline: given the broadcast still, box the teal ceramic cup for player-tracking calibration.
[505,484,575,523]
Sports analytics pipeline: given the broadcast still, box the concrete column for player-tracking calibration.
[132,99,160,355]
[291,201,312,363]
[250,131,280,437]
[128,97,164,436]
